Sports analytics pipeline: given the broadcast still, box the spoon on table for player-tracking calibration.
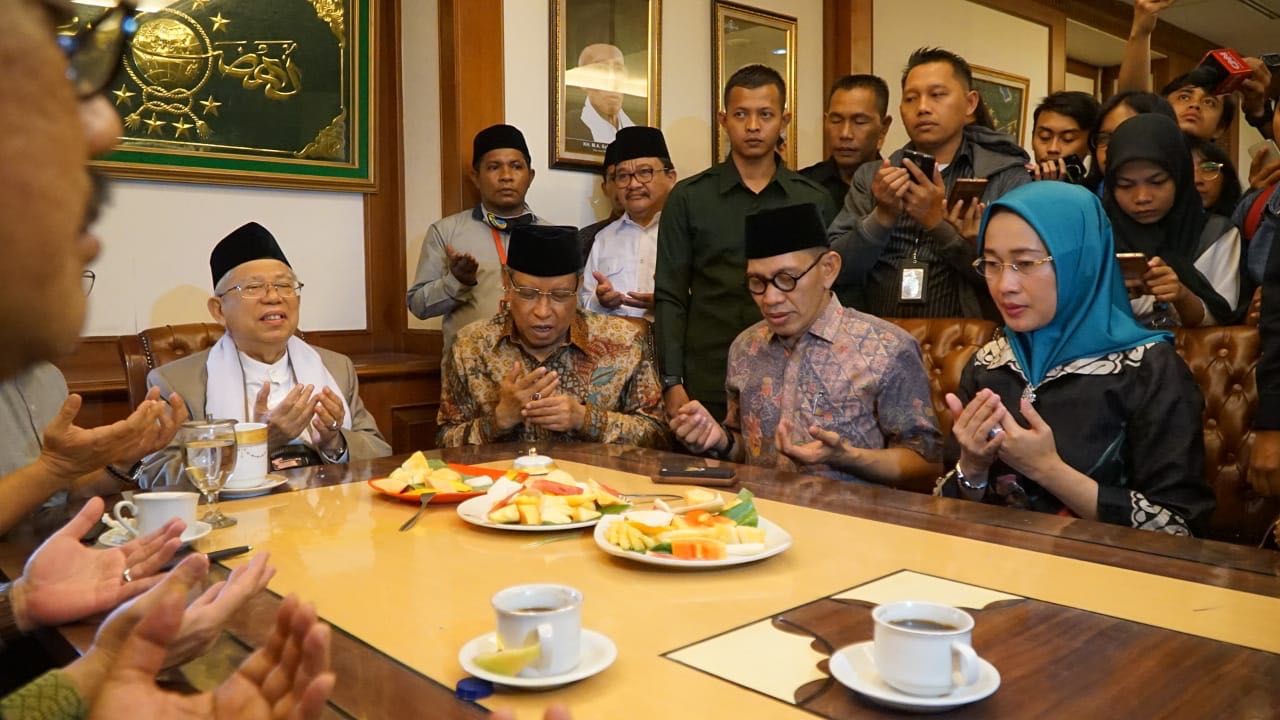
[399,493,435,532]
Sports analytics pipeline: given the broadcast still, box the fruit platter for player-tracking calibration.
[456,468,631,532]
[368,452,517,504]
[593,489,792,567]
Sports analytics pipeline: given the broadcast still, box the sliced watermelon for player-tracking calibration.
[527,479,583,496]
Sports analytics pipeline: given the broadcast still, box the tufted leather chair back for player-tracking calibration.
[883,318,997,438]
[118,323,226,409]
[1174,325,1278,544]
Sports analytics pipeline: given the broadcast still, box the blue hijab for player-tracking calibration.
[976,183,1169,387]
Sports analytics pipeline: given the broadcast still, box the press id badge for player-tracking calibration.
[900,262,927,303]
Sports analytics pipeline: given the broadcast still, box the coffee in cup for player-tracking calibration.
[491,584,582,678]
[871,600,981,696]
[112,491,198,538]
[225,422,268,489]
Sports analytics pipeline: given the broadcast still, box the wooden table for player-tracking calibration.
[2,442,1277,719]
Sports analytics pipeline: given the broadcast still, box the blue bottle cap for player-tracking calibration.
[455,677,494,701]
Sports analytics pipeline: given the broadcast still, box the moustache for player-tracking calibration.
[83,171,110,232]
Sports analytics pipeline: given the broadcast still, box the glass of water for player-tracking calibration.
[180,418,238,529]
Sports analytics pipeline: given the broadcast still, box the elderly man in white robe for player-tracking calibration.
[140,222,390,487]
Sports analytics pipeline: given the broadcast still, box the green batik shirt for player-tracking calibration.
[654,155,837,414]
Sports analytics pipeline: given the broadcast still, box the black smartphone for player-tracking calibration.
[657,462,737,487]
[1061,154,1087,184]
[898,149,936,183]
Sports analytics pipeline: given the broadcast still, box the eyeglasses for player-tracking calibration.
[54,1,139,99]
[614,167,666,187]
[81,269,96,297]
[972,257,1055,278]
[506,274,578,304]
[745,254,826,295]
[218,281,305,299]
[1195,160,1224,180]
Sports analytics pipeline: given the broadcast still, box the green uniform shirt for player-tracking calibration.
[654,155,837,416]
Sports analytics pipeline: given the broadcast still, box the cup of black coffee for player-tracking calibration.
[871,600,981,696]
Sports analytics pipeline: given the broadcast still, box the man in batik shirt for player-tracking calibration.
[437,224,668,449]
[670,203,941,489]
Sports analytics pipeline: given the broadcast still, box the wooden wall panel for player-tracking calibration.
[438,0,505,217]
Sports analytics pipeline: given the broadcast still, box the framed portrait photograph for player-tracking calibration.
[712,2,796,169]
[79,0,374,192]
[550,0,662,170]
[971,65,1031,144]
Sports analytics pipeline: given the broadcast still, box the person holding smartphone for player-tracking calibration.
[827,47,1031,321]
[671,204,941,489]
[1104,114,1242,327]
[940,182,1214,535]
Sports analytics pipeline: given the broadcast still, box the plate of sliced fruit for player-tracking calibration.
[368,452,522,504]
[594,489,791,567]
[456,469,631,532]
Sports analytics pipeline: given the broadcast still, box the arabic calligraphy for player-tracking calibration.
[216,41,304,99]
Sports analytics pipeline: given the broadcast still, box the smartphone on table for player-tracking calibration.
[656,460,737,487]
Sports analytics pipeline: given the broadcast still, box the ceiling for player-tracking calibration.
[1116,0,1279,57]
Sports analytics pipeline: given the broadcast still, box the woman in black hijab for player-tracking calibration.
[1103,113,1241,327]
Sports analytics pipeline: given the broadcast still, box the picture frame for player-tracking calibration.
[83,0,375,192]
[971,64,1031,144]
[712,2,797,169]
[550,0,662,171]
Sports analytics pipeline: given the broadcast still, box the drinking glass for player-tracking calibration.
[180,418,238,529]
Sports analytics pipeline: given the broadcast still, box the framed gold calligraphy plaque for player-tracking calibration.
[77,0,374,192]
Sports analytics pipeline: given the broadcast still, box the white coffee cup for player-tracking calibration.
[872,601,981,697]
[492,584,582,678]
[226,422,268,489]
[112,491,198,538]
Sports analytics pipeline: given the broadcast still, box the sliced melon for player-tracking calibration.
[488,505,520,524]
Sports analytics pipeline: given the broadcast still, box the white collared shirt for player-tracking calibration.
[581,99,634,144]
[237,351,347,461]
[580,212,659,319]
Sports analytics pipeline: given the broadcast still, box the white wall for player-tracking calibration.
[89,182,367,336]
[873,0,1051,153]
[403,0,443,331]
[1066,71,1096,97]
[503,0,825,229]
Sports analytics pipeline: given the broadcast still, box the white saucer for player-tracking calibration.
[221,474,289,499]
[458,629,616,690]
[829,641,1000,713]
[98,521,213,548]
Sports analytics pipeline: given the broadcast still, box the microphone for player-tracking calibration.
[1185,49,1253,96]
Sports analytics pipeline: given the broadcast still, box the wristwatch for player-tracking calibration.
[661,375,684,391]
[951,463,988,492]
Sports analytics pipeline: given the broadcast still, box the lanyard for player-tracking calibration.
[491,227,511,293]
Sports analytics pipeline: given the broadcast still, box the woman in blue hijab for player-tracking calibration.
[937,182,1215,535]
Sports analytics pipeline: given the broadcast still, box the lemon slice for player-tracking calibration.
[473,643,540,676]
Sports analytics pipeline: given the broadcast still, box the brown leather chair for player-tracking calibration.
[884,318,997,438]
[1174,325,1278,545]
[117,323,225,409]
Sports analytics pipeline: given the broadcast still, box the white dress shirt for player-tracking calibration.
[238,351,348,462]
[581,99,634,144]
[580,212,659,319]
